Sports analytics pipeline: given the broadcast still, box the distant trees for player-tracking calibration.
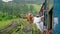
[0,2,38,21]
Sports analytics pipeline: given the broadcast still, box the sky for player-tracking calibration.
[2,0,13,2]
[2,0,44,3]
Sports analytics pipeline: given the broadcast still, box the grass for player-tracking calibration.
[12,18,42,34]
[0,18,42,34]
[0,20,13,30]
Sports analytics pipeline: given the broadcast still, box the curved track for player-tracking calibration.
[0,20,18,34]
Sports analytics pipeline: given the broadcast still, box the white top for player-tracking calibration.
[33,17,43,32]
[33,17,41,23]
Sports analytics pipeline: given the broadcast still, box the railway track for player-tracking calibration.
[0,20,18,34]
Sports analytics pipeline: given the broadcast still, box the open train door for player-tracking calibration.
[43,0,54,34]
[46,0,54,34]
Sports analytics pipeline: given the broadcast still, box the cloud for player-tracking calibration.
[2,0,13,2]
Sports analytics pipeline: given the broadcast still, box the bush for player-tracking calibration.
[0,18,2,21]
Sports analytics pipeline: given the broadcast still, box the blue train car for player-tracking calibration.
[54,0,60,34]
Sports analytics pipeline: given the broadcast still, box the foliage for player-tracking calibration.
[0,2,41,21]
